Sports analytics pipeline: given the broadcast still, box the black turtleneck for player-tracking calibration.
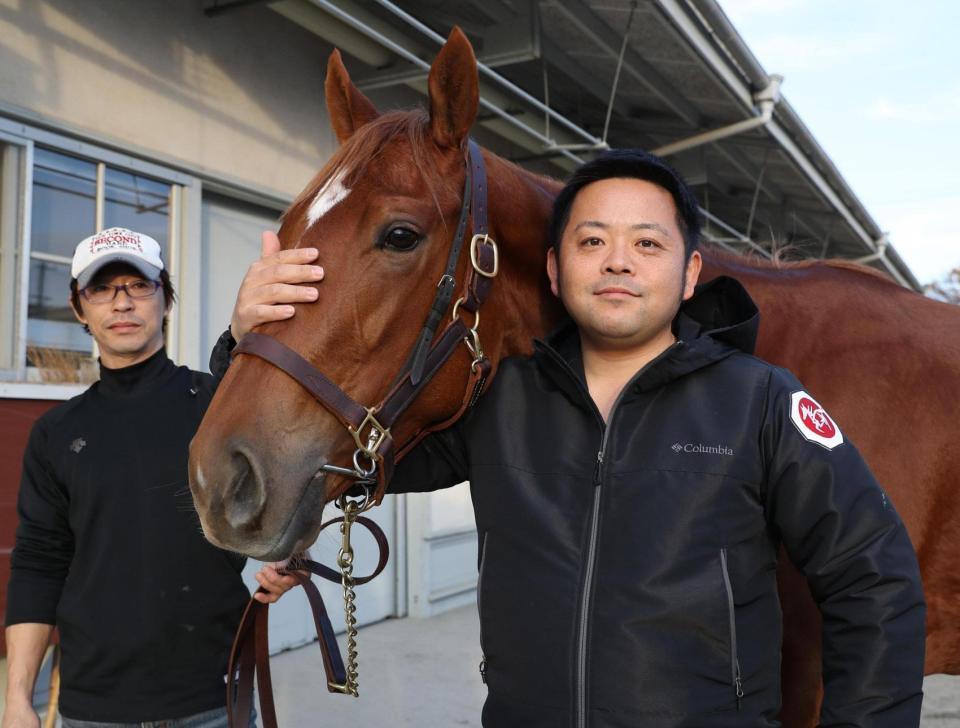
[95,345,177,397]
[7,351,250,722]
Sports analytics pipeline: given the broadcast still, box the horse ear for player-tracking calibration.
[428,27,479,149]
[325,49,380,144]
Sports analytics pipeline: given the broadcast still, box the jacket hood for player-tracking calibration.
[533,275,760,396]
[673,275,759,354]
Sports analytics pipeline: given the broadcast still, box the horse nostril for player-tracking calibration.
[225,450,267,530]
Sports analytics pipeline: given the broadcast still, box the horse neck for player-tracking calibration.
[483,155,565,360]
[700,249,778,285]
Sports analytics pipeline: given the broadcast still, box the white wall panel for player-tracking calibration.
[406,483,479,618]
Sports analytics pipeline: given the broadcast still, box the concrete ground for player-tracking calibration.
[266,604,960,727]
[1,605,956,725]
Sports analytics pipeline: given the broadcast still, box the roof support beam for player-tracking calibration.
[543,0,703,128]
[538,36,784,207]
[369,0,602,149]
[297,0,592,169]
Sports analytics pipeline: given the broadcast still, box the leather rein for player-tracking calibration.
[225,140,497,726]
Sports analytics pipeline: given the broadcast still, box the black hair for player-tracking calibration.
[70,268,176,335]
[548,149,701,260]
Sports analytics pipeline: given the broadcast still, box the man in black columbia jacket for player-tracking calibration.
[387,151,926,727]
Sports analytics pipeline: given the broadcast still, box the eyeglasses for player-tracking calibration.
[80,279,161,304]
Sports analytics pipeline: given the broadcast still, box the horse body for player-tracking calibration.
[189,28,958,728]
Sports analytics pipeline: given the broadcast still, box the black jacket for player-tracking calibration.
[6,349,250,722]
[391,277,926,727]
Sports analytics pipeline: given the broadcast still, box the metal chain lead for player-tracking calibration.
[339,517,360,697]
[328,492,369,697]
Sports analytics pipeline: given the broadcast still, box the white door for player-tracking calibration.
[199,192,398,653]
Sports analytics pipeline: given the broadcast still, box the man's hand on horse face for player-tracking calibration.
[251,564,301,604]
[229,231,325,342]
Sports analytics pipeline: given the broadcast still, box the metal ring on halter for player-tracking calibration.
[336,481,374,513]
[352,448,378,479]
[450,297,480,330]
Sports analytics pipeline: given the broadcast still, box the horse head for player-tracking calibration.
[189,28,560,559]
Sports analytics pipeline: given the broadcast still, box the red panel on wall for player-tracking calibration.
[0,399,62,657]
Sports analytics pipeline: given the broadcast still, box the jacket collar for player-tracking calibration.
[533,276,759,399]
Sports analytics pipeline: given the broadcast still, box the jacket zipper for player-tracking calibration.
[478,535,489,683]
[574,405,620,728]
[575,459,603,728]
[538,340,683,728]
[720,548,744,708]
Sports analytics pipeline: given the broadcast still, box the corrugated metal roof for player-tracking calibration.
[268,0,919,288]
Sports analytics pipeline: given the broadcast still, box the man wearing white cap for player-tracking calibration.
[67,227,172,359]
[3,228,320,727]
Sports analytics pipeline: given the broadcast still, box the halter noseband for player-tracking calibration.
[230,139,497,504]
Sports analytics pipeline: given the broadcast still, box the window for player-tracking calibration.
[0,135,30,376]
[27,149,98,362]
[23,148,175,382]
[0,132,181,384]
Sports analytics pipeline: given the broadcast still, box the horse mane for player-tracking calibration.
[284,109,450,222]
[705,245,898,287]
[286,110,565,232]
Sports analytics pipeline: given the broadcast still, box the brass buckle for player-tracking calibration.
[469,234,499,278]
[348,408,390,459]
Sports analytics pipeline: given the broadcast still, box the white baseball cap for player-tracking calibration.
[72,227,164,289]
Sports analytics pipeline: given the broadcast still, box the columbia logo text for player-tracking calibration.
[672,442,734,456]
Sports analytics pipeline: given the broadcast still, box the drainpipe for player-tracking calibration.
[651,74,782,157]
[854,233,889,264]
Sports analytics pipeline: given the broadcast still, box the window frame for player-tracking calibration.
[0,128,34,382]
[0,116,192,389]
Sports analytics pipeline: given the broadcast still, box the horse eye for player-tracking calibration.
[383,227,422,251]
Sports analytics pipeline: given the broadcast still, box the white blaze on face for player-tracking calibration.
[307,170,350,227]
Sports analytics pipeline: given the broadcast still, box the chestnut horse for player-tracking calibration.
[189,28,959,727]
[702,252,960,721]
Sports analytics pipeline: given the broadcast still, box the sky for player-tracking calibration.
[719,0,959,285]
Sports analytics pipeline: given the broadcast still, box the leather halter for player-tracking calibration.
[231,139,496,505]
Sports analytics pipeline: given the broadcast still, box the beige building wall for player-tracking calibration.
[0,0,344,198]
[0,0,475,631]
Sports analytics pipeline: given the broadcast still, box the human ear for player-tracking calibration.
[682,251,702,301]
[70,295,87,326]
[546,247,560,298]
